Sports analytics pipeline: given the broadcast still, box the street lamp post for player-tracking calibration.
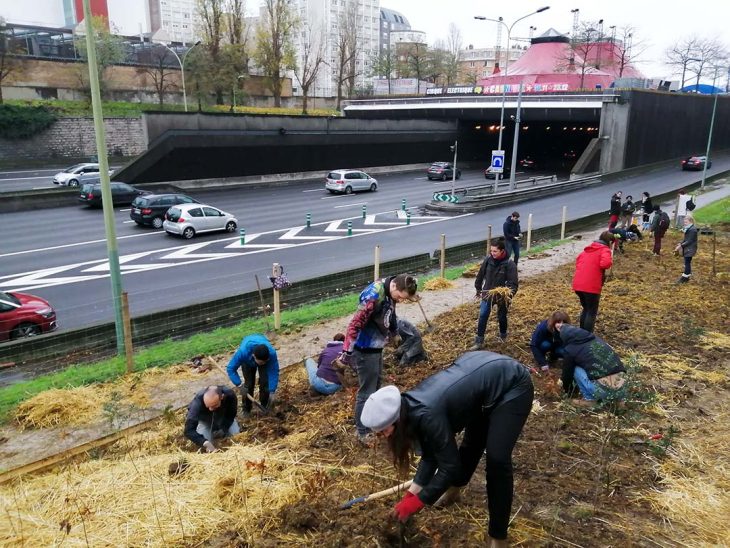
[475,6,550,192]
[157,40,201,112]
[701,92,719,189]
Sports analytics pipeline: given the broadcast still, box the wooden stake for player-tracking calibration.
[560,205,567,240]
[487,224,492,254]
[272,263,281,329]
[440,234,446,278]
[374,245,381,280]
[526,213,533,252]
[121,292,134,374]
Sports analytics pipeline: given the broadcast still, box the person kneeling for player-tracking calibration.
[529,310,569,372]
[304,333,346,395]
[554,324,626,402]
[184,385,240,453]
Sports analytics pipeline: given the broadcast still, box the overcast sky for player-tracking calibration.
[383,0,730,82]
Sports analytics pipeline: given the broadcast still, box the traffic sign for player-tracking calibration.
[432,193,459,203]
[491,150,505,173]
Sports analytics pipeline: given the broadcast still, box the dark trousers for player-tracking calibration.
[576,291,601,333]
[505,239,520,264]
[242,365,270,412]
[653,233,664,254]
[453,386,534,540]
[684,256,693,276]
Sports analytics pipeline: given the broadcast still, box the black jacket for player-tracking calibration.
[559,326,625,393]
[641,197,653,215]
[403,352,533,505]
[503,216,521,241]
[474,255,518,295]
[620,199,635,214]
[609,195,622,216]
[184,386,238,447]
[679,225,698,257]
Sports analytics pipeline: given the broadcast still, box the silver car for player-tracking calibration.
[325,170,378,194]
[163,203,238,239]
[52,163,100,187]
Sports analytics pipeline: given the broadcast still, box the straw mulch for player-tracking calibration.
[1,229,729,546]
[14,365,202,430]
[422,277,454,291]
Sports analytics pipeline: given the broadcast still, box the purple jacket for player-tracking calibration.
[317,341,344,384]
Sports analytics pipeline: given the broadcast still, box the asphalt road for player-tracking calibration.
[0,166,123,192]
[0,158,727,334]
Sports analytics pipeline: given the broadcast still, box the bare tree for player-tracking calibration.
[222,0,250,107]
[369,49,396,95]
[332,1,362,109]
[684,37,727,91]
[253,0,298,107]
[399,43,430,86]
[427,42,449,85]
[74,15,126,98]
[610,26,646,78]
[197,0,225,103]
[665,36,703,88]
[445,24,463,85]
[294,22,325,114]
[560,21,604,89]
[138,45,178,106]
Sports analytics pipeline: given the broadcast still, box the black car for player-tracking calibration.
[130,193,200,228]
[681,156,712,171]
[78,182,148,207]
[427,162,461,181]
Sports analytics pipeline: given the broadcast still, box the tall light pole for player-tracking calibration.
[700,92,719,189]
[475,7,550,191]
[157,40,201,112]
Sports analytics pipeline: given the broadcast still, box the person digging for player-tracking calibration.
[184,385,240,453]
[226,333,279,417]
[361,352,534,548]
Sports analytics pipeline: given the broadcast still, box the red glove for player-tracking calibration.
[392,491,425,522]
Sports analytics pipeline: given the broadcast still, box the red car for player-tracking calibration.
[0,291,58,342]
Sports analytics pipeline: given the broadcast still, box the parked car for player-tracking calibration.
[78,181,148,207]
[426,162,461,181]
[52,163,101,187]
[484,166,511,179]
[163,203,238,239]
[130,193,200,228]
[0,291,57,342]
[681,156,712,171]
[325,170,378,194]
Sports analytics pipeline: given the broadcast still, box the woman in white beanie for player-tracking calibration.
[361,352,533,548]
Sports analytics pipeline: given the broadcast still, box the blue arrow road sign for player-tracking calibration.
[491,150,505,172]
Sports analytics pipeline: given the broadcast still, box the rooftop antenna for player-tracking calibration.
[570,8,579,45]
[494,17,503,73]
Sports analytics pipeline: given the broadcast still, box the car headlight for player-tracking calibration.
[37,307,54,318]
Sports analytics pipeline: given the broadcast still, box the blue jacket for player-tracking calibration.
[529,320,562,366]
[226,334,280,392]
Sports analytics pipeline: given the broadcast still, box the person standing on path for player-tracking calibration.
[620,195,635,228]
[226,334,280,416]
[650,204,670,255]
[608,191,622,229]
[640,192,653,231]
[572,231,613,333]
[502,211,522,265]
[471,239,519,349]
[674,189,688,229]
[336,274,418,444]
[360,352,534,548]
[675,215,698,283]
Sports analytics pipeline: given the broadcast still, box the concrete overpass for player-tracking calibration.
[114,90,729,184]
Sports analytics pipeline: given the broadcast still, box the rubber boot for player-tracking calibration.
[469,336,484,351]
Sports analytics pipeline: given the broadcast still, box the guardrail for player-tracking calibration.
[428,173,603,213]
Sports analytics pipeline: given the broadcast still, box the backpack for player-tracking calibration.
[658,212,670,232]
[686,197,696,211]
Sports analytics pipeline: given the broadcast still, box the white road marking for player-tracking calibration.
[0,169,57,175]
[334,201,367,209]
[1,176,53,181]
[0,231,162,258]
[302,188,323,193]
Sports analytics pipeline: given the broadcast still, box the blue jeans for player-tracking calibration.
[304,357,342,395]
[539,340,564,359]
[196,419,240,441]
[573,367,625,401]
[477,299,508,338]
[505,239,520,264]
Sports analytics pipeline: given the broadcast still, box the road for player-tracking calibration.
[0,158,728,334]
[0,166,123,192]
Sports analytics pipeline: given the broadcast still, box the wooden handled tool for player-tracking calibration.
[340,480,413,510]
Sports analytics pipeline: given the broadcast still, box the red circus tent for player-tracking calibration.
[476,29,644,93]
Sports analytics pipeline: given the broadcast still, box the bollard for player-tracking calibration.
[401,198,406,211]
[362,205,367,219]
[306,213,311,228]
[347,221,352,236]
[406,210,411,225]
[526,213,533,252]
[239,228,246,245]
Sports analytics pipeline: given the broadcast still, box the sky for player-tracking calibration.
[382,0,730,82]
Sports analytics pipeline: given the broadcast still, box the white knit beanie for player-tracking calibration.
[361,385,401,432]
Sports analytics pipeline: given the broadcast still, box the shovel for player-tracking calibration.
[416,299,436,334]
[340,480,413,510]
[209,358,269,414]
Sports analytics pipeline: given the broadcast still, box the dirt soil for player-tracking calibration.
[1,226,729,547]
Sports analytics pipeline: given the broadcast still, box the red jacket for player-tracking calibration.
[572,241,613,294]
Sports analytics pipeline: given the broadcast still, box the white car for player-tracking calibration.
[325,170,378,194]
[163,203,238,239]
[52,163,101,187]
